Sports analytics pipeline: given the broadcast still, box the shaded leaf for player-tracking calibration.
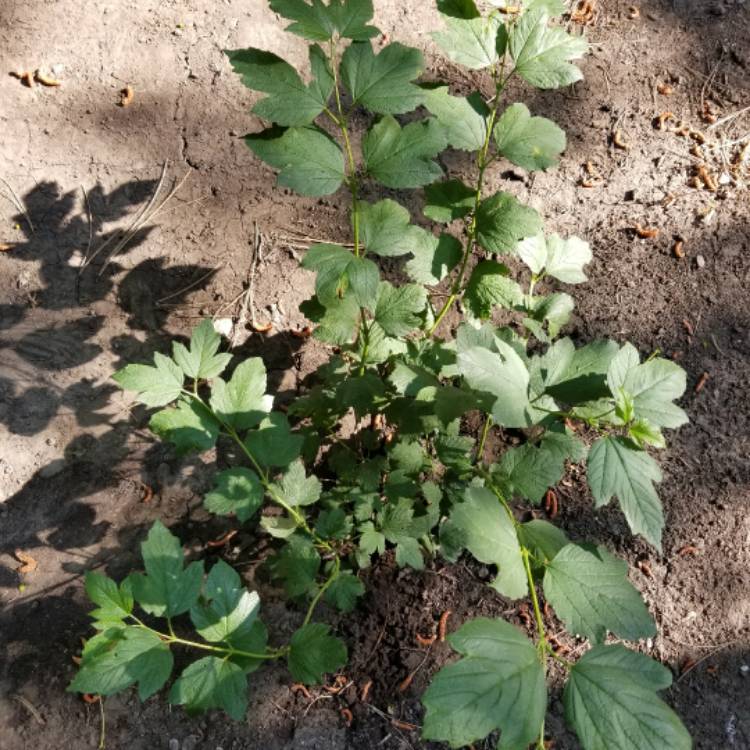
[423,179,476,223]
[204,468,264,524]
[170,656,247,720]
[288,623,347,684]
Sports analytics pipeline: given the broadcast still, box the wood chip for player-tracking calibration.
[672,239,685,258]
[612,129,630,150]
[657,82,674,95]
[634,224,659,239]
[14,549,38,574]
[655,111,675,130]
[637,559,653,578]
[677,544,700,556]
[34,70,61,87]
[438,610,452,642]
[360,679,372,703]
[118,85,134,107]
[694,372,709,393]
[0,243,15,252]
[391,719,417,732]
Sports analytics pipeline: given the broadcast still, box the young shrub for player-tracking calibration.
[71,2,691,748]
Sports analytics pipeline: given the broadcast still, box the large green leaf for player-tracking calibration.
[458,339,531,428]
[287,623,347,684]
[204,467,265,523]
[405,233,462,285]
[475,192,542,255]
[422,617,546,749]
[432,2,504,70]
[149,398,220,455]
[543,543,655,643]
[517,232,592,283]
[358,199,431,258]
[451,486,527,598]
[245,125,345,196]
[302,243,379,309]
[209,358,271,431]
[301,294,361,345]
[517,519,569,565]
[130,521,204,618]
[69,627,173,700]
[172,320,232,380]
[423,179,476,223]
[543,339,619,403]
[587,436,664,549]
[324,571,365,613]
[170,656,247,719]
[493,103,566,171]
[113,352,184,408]
[341,41,424,114]
[464,260,524,319]
[374,282,427,337]
[421,86,488,152]
[269,0,379,41]
[85,572,134,624]
[363,116,446,188]
[509,8,588,89]
[225,47,332,126]
[275,459,321,507]
[244,413,303,468]
[269,535,320,597]
[190,560,262,644]
[621,359,688,429]
[492,438,569,504]
[565,645,692,750]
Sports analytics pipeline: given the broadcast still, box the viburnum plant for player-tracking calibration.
[70,1,693,748]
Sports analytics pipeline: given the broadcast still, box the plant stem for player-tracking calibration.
[427,70,509,338]
[302,555,341,627]
[475,415,493,464]
[521,548,546,646]
[326,39,371,366]
[130,615,286,660]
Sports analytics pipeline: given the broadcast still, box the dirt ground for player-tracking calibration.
[1,0,749,748]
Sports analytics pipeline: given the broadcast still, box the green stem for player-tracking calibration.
[326,39,370,367]
[475,415,493,464]
[302,556,341,627]
[130,615,286,661]
[427,69,509,338]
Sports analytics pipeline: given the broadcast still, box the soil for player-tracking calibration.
[1,0,749,748]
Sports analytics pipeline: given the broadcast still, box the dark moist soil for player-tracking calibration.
[1,0,750,748]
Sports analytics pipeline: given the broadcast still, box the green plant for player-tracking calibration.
[70,1,692,748]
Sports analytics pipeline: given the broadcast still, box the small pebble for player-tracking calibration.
[695,254,706,269]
